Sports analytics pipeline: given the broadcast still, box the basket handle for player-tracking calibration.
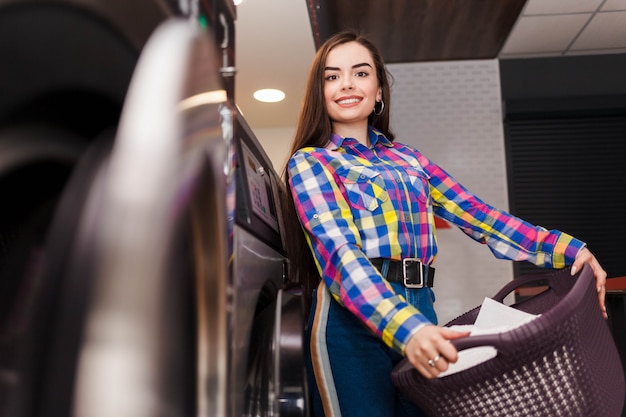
[451,332,514,354]
[450,265,584,354]
[489,266,573,303]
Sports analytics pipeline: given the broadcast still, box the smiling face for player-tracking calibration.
[324,41,382,139]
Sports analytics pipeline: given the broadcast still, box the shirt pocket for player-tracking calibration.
[341,166,389,211]
[405,167,430,203]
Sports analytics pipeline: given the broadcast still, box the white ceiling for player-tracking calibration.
[234,0,626,131]
[500,0,626,57]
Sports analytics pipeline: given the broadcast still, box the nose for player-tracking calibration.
[340,77,354,90]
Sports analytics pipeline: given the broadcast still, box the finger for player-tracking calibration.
[597,285,607,319]
[570,248,590,275]
[570,250,608,319]
[591,263,607,290]
[440,328,471,339]
[416,363,436,379]
[424,354,442,378]
[437,339,460,364]
[433,354,448,373]
[413,357,437,379]
[570,258,586,276]
[588,258,607,318]
[405,343,439,379]
[437,329,469,363]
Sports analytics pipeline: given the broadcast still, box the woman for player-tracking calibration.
[281,31,607,417]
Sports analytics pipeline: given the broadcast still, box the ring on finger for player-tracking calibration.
[427,355,441,368]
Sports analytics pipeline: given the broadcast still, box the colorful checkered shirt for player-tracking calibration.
[288,127,585,354]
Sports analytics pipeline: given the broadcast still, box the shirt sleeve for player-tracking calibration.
[416,153,585,268]
[288,149,430,354]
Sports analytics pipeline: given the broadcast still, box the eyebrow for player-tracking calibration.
[324,62,373,71]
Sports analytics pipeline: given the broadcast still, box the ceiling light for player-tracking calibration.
[253,88,285,103]
[233,0,247,5]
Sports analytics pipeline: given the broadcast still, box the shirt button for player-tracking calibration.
[313,213,319,219]
[359,174,366,180]
[404,213,411,221]
[396,177,402,183]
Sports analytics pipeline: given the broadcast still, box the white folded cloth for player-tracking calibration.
[439,298,539,377]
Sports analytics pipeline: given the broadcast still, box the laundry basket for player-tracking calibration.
[392,264,626,417]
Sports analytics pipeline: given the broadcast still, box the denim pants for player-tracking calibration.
[306,281,437,417]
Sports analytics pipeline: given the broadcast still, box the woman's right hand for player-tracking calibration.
[404,325,470,379]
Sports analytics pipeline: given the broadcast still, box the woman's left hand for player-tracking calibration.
[571,247,608,319]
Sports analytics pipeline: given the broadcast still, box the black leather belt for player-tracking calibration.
[370,258,435,288]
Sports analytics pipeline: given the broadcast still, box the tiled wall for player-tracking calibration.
[388,59,514,323]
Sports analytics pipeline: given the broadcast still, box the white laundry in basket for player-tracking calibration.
[439,297,539,377]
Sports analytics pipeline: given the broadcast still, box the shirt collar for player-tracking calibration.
[326,126,393,150]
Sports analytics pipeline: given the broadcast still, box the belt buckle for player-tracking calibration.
[402,258,424,288]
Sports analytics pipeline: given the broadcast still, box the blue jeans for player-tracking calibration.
[306,282,437,417]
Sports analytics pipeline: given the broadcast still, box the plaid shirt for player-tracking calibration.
[288,127,585,353]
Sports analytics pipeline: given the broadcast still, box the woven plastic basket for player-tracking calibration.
[392,264,626,417]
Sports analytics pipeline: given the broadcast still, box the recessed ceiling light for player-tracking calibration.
[253,88,285,103]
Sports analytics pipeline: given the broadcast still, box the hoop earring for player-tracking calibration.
[374,100,384,116]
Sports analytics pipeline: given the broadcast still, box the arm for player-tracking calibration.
[412,151,581,265]
[415,152,607,318]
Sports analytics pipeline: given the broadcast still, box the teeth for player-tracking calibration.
[338,98,360,104]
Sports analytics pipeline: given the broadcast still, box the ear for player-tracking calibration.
[376,88,382,102]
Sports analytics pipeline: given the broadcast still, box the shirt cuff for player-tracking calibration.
[556,233,586,267]
[384,305,431,354]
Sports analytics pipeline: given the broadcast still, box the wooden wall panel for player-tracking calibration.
[307,0,527,63]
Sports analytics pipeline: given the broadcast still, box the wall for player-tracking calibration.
[252,127,295,174]
[388,59,513,324]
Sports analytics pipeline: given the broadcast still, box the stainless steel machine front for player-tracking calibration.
[0,7,308,417]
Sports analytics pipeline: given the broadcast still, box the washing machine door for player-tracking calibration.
[274,289,310,417]
[244,288,309,417]
[69,19,231,417]
[0,129,107,417]
[1,18,231,417]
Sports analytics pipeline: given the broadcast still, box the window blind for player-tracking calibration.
[504,111,626,278]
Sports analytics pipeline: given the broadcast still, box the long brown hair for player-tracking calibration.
[280,31,395,305]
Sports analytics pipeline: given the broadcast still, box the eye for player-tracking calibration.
[356,70,369,77]
[325,74,338,81]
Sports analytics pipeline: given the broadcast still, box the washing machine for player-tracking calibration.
[0,13,307,417]
[230,107,308,417]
